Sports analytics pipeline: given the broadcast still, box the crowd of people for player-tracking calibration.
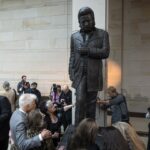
[0,75,74,150]
[0,75,148,150]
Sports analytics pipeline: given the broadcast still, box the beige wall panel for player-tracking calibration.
[109,0,150,112]
[0,0,72,95]
[123,0,150,112]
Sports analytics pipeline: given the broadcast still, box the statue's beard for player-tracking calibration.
[80,24,95,33]
[82,27,93,33]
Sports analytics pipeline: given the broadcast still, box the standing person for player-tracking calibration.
[17,75,27,95]
[0,96,12,150]
[25,82,41,107]
[27,109,55,150]
[40,100,74,148]
[69,7,110,125]
[10,94,52,150]
[60,85,72,130]
[97,86,129,124]
[2,81,17,112]
[50,84,62,105]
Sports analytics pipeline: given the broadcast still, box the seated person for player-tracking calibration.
[113,122,146,150]
[99,126,130,150]
[67,118,99,150]
[28,109,55,150]
[40,100,74,147]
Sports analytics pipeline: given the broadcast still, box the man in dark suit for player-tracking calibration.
[69,7,110,125]
[0,96,12,150]
[10,94,52,150]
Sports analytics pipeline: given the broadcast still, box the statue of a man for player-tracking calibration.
[69,7,110,125]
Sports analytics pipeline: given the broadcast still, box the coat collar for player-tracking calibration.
[76,28,98,43]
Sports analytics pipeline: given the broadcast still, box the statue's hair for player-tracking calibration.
[78,7,95,24]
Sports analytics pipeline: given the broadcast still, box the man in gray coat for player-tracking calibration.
[10,94,51,150]
[97,86,129,124]
[69,7,110,125]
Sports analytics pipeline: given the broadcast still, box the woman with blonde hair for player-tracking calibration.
[67,118,99,150]
[113,122,146,150]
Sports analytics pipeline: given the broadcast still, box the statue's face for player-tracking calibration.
[79,14,94,32]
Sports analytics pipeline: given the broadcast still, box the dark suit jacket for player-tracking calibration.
[69,28,110,91]
[10,109,41,150]
[0,96,11,140]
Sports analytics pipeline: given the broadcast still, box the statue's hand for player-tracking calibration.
[78,47,89,55]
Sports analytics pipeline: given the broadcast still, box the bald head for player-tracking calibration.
[62,85,69,93]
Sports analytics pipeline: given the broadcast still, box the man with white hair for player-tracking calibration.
[10,94,52,150]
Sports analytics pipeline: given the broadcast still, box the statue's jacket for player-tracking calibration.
[69,28,110,92]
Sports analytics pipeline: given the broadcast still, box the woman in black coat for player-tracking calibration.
[40,100,73,148]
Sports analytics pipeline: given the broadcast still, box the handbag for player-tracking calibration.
[119,96,129,123]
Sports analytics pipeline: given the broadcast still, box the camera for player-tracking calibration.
[52,84,57,93]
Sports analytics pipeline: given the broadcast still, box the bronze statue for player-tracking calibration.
[69,7,110,125]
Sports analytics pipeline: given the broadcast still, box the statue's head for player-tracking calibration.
[78,7,95,32]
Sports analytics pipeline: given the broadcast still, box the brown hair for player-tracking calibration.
[68,118,98,150]
[99,126,130,150]
[107,86,117,93]
[28,109,46,131]
[21,75,26,79]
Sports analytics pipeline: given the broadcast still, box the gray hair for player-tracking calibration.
[19,94,37,108]
[45,100,53,109]
[3,81,10,90]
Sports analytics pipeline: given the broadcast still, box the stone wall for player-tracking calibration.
[0,0,72,95]
[123,0,150,112]
[108,1,149,141]
[108,0,150,112]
